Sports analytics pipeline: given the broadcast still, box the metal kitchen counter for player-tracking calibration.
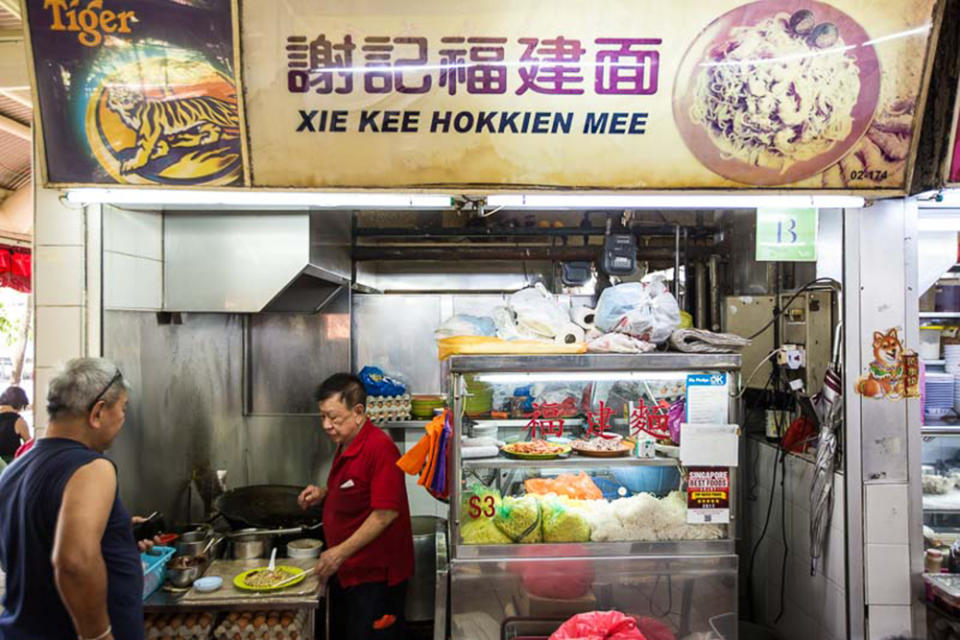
[144,558,323,612]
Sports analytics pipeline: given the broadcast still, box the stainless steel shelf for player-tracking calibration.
[924,489,960,513]
[461,454,679,469]
[923,419,960,435]
[469,418,584,428]
[446,353,742,373]
[380,420,430,429]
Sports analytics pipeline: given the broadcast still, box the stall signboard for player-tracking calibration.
[947,81,960,185]
[25,0,940,192]
[687,467,731,525]
[24,0,245,187]
[755,207,818,261]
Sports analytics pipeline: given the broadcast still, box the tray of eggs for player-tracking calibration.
[144,612,215,639]
[213,610,307,640]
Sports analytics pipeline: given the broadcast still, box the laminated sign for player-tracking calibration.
[24,0,941,190]
[687,468,730,525]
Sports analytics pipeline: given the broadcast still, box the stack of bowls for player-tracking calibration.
[463,375,494,418]
[925,372,955,419]
[411,395,446,419]
[945,344,960,374]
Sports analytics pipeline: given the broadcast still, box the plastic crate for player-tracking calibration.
[140,545,176,601]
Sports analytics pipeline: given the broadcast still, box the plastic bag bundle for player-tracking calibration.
[494,495,542,543]
[594,278,681,344]
[548,610,646,640]
[435,314,497,339]
[509,284,571,339]
[540,496,591,543]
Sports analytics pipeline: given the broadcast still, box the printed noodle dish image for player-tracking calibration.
[674,0,880,186]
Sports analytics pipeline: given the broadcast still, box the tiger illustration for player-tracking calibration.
[105,86,239,174]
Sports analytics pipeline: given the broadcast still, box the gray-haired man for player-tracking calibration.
[0,357,151,640]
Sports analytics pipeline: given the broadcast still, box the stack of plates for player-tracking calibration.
[945,344,960,375]
[411,395,446,419]
[926,372,955,419]
[463,375,494,418]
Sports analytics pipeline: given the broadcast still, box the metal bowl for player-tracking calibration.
[166,564,202,588]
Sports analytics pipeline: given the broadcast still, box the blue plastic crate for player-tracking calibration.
[140,545,176,601]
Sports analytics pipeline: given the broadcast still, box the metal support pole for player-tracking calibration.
[674,225,681,298]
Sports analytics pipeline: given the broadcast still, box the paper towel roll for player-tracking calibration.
[571,306,597,330]
[554,322,586,345]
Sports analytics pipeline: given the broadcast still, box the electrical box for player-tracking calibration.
[723,291,833,394]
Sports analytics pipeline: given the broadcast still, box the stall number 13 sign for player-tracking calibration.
[755,207,818,262]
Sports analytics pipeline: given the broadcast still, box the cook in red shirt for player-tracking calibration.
[298,373,413,640]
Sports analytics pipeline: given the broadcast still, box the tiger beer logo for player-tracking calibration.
[85,57,243,186]
[44,0,136,47]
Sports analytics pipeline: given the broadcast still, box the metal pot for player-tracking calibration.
[167,564,202,588]
[176,530,211,557]
[406,516,442,622]
[231,529,268,559]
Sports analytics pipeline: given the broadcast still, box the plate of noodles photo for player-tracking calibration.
[233,566,306,592]
[673,0,880,186]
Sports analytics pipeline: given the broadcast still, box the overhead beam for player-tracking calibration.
[0,41,27,89]
[0,0,21,20]
[0,113,29,140]
[0,88,30,109]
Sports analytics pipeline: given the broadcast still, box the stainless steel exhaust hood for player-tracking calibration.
[164,212,351,313]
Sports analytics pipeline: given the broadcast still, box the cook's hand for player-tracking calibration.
[137,535,165,553]
[314,545,348,582]
[298,485,327,510]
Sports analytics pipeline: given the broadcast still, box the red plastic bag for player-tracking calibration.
[549,611,646,640]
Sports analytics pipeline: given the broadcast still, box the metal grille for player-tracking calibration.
[0,7,20,30]
[0,95,30,124]
[0,134,30,191]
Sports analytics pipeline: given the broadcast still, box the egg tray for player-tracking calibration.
[213,609,308,640]
[144,612,216,640]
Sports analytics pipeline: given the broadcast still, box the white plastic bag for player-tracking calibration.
[492,306,523,341]
[594,278,681,344]
[435,314,497,339]
[509,284,570,338]
[587,333,657,354]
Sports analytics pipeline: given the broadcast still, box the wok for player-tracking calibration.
[213,485,323,530]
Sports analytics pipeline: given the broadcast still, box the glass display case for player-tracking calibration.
[444,354,741,640]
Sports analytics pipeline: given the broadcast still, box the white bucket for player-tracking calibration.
[921,326,943,361]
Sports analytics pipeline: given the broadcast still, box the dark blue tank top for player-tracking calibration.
[0,438,144,640]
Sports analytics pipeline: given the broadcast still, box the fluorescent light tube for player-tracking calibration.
[486,194,865,209]
[64,188,453,209]
[474,371,690,384]
[919,214,960,232]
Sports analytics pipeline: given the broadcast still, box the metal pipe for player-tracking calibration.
[674,225,681,298]
[708,255,721,332]
[695,263,707,329]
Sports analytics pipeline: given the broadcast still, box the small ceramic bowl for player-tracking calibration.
[193,576,222,593]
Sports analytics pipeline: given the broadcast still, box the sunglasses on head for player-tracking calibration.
[88,370,123,413]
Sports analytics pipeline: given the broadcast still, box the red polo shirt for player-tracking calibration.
[323,420,414,587]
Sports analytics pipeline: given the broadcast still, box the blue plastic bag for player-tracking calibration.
[359,366,406,397]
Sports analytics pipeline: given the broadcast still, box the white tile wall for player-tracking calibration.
[34,246,84,306]
[32,366,56,435]
[866,543,911,605]
[867,604,912,640]
[34,188,83,246]
[103,251,162,311]
[35,306,83,368]
[103,208,162,260]
[747,439,847,638]
[865,484,909,545]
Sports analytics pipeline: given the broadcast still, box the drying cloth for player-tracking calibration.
[669,328,751,353]
[397,412,444,477]
[461,446,500,459]
[429,416,450,496]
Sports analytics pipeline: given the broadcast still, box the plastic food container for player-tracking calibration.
[921,326,944,361]
[193,576,222,592]
[286,538,324,559]
[140,545,176,600]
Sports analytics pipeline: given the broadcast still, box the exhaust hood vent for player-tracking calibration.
[164,212,351,313]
